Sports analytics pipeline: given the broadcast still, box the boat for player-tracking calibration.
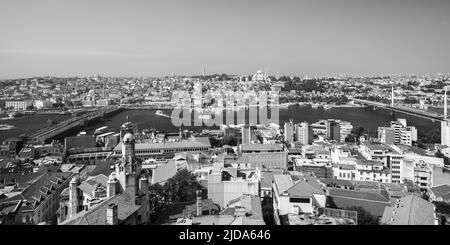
[94,126,108,135]
[77,130,87,136]
[8,111,23,118]
[155,110,164,116]
[0,124,15,130]
[23,110,36,115]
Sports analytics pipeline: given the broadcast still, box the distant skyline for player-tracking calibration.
[1,0,450,79]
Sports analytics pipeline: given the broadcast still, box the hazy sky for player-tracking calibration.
[1,0,449,78]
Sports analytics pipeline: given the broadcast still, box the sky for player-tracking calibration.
[0,0,449,79]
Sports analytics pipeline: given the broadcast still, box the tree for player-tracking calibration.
[149,169,203,205]
[221,135,237,146]
[345,134,356,143]
[435,150,450,165]
[346,206,380,225]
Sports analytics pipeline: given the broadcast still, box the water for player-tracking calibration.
[86,105,438,134]
[0,114,72,143]
[0,105,439,142]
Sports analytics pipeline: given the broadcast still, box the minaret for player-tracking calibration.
[444,87,448,119]
[202,67,205,77]
[391,84,395,107]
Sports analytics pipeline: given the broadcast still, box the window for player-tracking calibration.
[289,197,310,203]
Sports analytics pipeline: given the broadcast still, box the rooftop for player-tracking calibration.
[114,137,211,151]
[273,175,293,194]
[381,195,436,225]
[60,192,140,225]
[241,143,283,152]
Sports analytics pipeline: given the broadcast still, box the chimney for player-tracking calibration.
[107,173,117,198]
[107,203,118,225]
[139,176,149,195]
[68,176,79,218]
[196,190,202,217]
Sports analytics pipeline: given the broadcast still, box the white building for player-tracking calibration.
[272,174,326,224]
[284,120,294,143]
[389,119,417,146]
[207,167,260,208]
[295,122,313,145]
[338,121,353,143]
[5,100,33,111]
[359,142,404,183]
[441,120,450,147]
[34,100,54,109]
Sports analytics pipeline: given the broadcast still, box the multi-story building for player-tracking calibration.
[5,100,33,111]
[34,100,53,109]
[378,127,395,145]
[272,174,327,224]
[240,143,288,170]
[359,141,404,183]
[326,120,340,142]
[338,121,353,143]
[284,119,295,143]
[207,167,260,208]
[0,172,73,224]
[310,120,327,135]
[112,137,211,160]
[383,119,417,146]
[295,122,313,145]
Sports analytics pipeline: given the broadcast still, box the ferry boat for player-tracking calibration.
[23,110,36,115]
[77,130,87,136]
[8,111,23,118]
[0,124,15,130]
[94,126,108,135]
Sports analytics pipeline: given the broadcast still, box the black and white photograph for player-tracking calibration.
[1,0,450,237]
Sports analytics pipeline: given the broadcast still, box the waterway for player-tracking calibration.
[0,104,440,142]
[0,114,71,143]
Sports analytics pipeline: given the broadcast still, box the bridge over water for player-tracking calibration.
[29,106,124,144]
[350,98,444,122]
